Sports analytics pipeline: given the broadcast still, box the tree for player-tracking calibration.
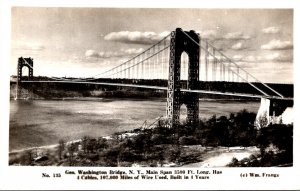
[86,138,97,153]
[68,143,77,166]
[215,116,230,146]
[179,136,198,145]
[58,139,65,160]
[227,157,239,167]
[81,136,89,154]
[20,150,33,165]
[96,137,108,151]
[132,132,153,156]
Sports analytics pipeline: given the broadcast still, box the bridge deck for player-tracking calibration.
[22,80,293,100]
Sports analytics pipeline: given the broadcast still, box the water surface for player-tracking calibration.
[9,98,259,152]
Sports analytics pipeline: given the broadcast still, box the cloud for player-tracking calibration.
[232,52,292,63]
[85,48,145,59]
[104,31,170,44]
[158,31,171,39]
[120,48,144,55]
[13,41,45,51]
[231,42,246,50]
[198,30,250,41]
[233,55,243,61]
[265,52,293,62]
[262,27,280,34]
[27,44,45,51]
[85,50,100,58]
[222,32,250,40]
[244,55,261,62]
[197,30,218,40]
[197,30,250,41]
[207,55,227,62]
[261,39,293,50]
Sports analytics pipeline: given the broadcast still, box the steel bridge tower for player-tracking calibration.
[16,57,33,99]
[166,28,200,128]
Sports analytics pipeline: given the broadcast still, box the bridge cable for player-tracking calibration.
[179,29,278,98]
[40,33,171,83]
[204,39,284,97]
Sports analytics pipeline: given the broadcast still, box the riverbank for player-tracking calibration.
[10,83,167,100]
[9,109,260,166]
[9,136,259,167]
[9,109,292,167]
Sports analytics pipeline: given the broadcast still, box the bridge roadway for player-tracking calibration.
[22,80,293,100]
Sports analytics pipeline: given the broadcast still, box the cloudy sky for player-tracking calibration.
[11,8,293,83]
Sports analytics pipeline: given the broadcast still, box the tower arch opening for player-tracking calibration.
[180,104,188,125]
[180,51,189,89]
[22,66,29,80]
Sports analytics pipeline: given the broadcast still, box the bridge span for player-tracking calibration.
[22,80,293,101]
[15,28,293,128]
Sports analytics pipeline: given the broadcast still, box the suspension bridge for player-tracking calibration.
[15,28,293,128]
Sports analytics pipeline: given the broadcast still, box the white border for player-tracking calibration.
[1,0,299,190]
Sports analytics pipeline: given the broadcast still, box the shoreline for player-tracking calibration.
[10,97,260,102]
[9,134,259,168]
[9,139,82,155]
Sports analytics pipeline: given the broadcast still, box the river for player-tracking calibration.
[9,98,259,152]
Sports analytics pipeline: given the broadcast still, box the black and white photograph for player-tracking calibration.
[0,0,299,190]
